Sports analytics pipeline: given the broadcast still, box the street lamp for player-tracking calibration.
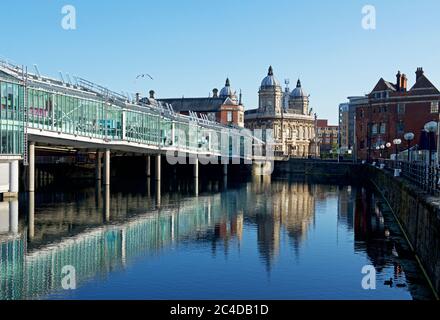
[403,132,415,162]
[385,142,392,159]
[375,145,380,161]
[424,121,437,166]
[380,144,385,159]
[393,139,402,162]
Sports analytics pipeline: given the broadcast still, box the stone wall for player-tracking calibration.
[274,159,362,181]
[365,165,440,297]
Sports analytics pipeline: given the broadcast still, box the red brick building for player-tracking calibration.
[356,68,440,161]
[316,119,338,154]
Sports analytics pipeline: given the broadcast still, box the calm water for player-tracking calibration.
[0,176,434,300]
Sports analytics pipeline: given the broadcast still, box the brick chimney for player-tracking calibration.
[416,67,424,80]
[396,71,401,91]
[212,88,218,98]
[400,74,408,92]
[149,90,155,99]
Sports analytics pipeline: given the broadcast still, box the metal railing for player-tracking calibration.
[375,159,440,195]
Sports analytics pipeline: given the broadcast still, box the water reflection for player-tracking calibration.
[0,178,434,300]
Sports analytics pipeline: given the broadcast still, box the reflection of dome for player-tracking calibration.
[291,79,307,98]
[220,78,234,98]
[261,66,280,88]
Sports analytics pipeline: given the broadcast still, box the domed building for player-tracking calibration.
[153,77,245,127]
[245,66,320,158]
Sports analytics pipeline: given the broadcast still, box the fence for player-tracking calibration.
[377,159,440,196]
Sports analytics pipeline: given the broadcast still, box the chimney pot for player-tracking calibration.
[416,67,424,80]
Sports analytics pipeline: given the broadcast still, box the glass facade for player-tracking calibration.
[0,73,252,159]
[0,79,24,155]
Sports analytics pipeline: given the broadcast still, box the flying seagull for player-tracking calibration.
[136,74,154,80]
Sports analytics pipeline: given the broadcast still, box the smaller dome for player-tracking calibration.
[290,79,307,98]
[261,66,280,88]
[219,78,234,98]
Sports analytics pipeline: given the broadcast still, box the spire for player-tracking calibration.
[268,66,273,76]
[296,79,301,88]
[225,78,230,87]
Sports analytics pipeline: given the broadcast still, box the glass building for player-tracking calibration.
[0,72,24,156]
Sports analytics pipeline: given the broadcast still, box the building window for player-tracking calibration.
[380,123,386,134]
[397,103,405,114]
[227,111,232,122]
[431,101,439,113]
[371,124,378,135]
[397,121,404,134]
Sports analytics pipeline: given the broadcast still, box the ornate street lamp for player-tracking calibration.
[380,144,385,159]
[393,139,402,162]
[424,121,437,166]
[403,132,415,162]
[385,142,392,159]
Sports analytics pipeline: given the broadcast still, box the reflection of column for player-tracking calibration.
[121,228,126,267]
[95,151,102,181]
[104,184,110,222]
[9,160,19,195]
[28,192,35,240]
[156,179,161,207]
[9,199,19,234]
[104,149,110,186]
[29,142,35,192]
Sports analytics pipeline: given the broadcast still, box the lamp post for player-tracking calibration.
[403,132,415,162]
[380,144,385,159]
[386,142,392,159]
[393,139,402,163]
[375,146,380,161]
[424,121,437,166]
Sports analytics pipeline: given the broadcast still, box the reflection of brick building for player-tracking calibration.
[150,78,245,127]
[355,68,440,160]
[317,119,338,154]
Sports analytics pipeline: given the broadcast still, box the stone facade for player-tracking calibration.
[245,67,319,158]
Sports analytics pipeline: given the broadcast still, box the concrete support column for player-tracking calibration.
[146,155,151,177]
[193,159,199,178]
[104,149,111,186]
[95,152,102,181]
[28,142,35,192]
[223,163,228,176]
[9,160,19,194]
[155,154,161,181]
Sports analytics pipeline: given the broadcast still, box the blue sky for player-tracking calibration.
[1,0,439,123]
